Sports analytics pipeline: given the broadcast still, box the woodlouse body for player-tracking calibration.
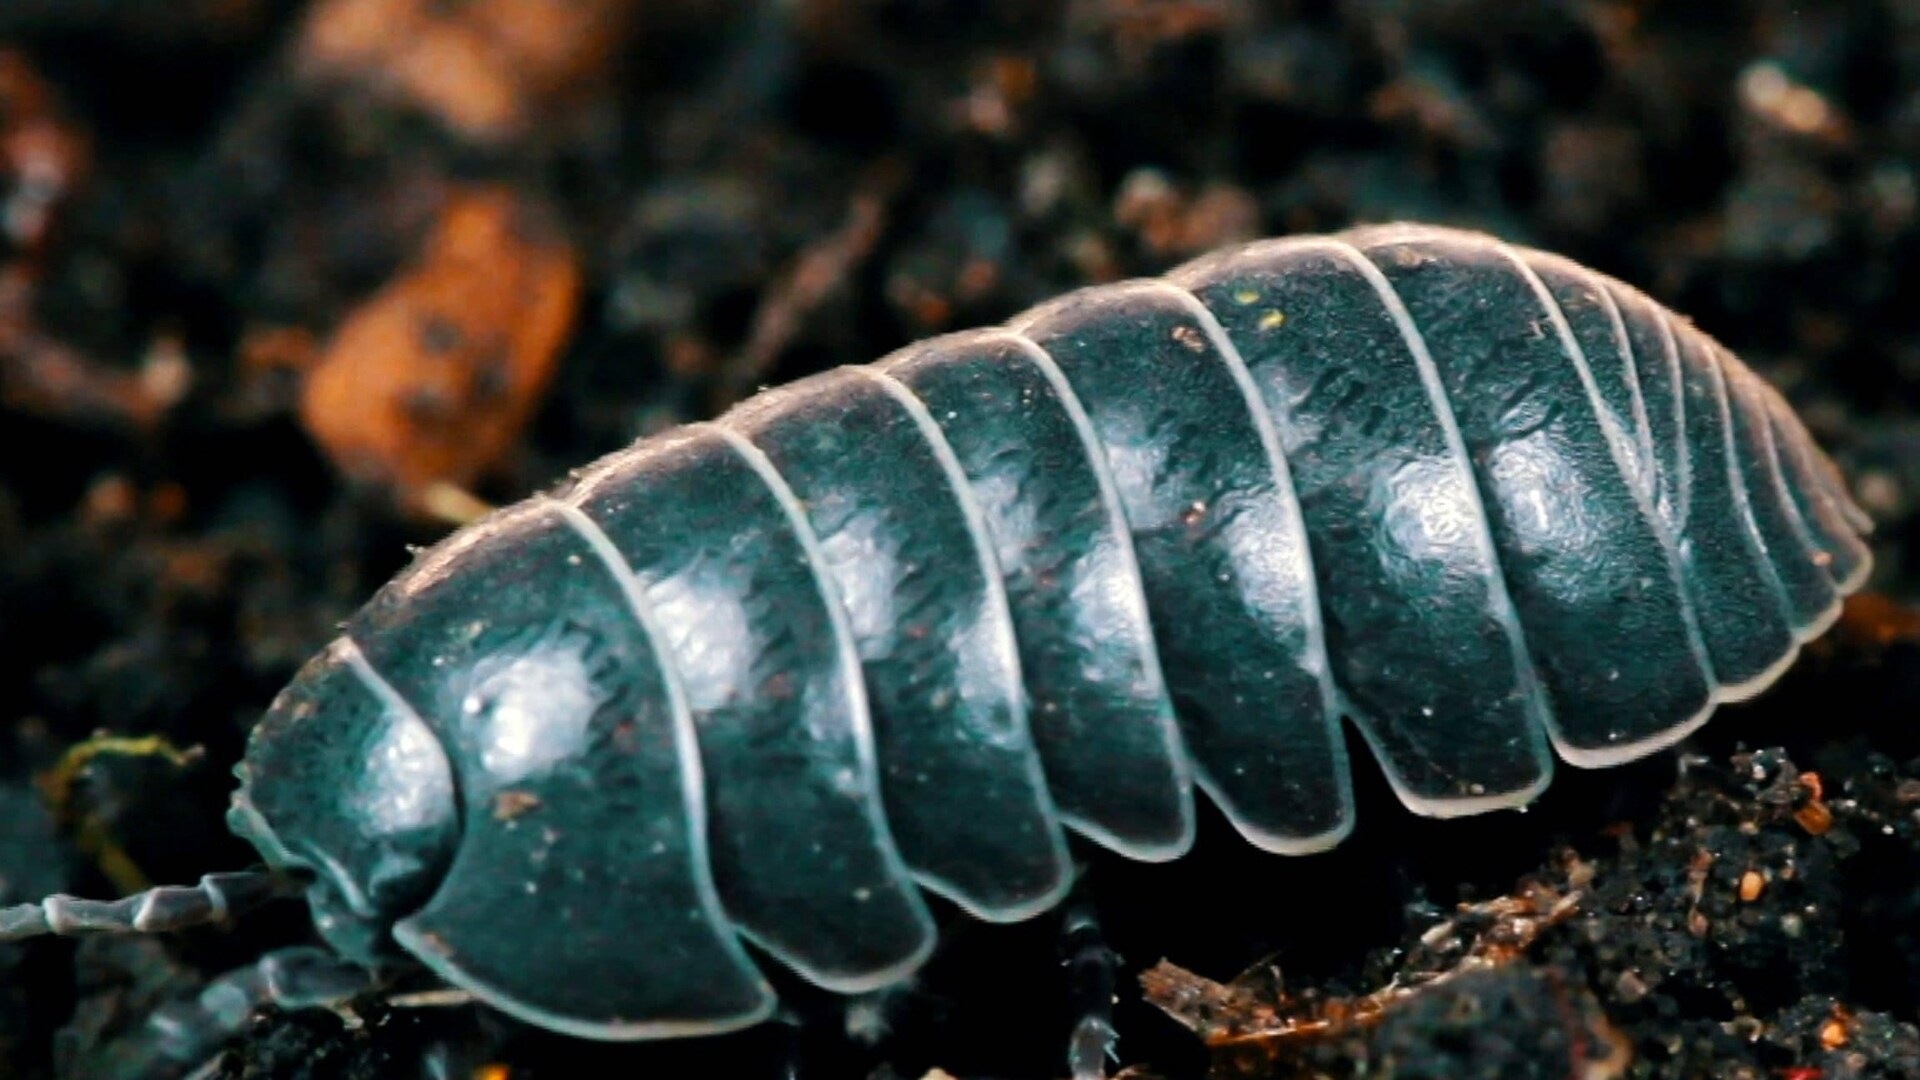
[224,222,1873,1040]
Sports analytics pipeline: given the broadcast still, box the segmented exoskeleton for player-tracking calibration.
[3,223,1874,1059]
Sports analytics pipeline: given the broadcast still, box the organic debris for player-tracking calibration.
[294,0,644,143]
[297,184,579,512]
[1141,880,1590,1077]
[1139,741,1920,1080]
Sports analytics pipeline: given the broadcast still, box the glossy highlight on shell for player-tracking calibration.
[225,222,1874,1041]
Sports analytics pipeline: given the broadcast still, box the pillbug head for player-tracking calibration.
[227,638,460,966]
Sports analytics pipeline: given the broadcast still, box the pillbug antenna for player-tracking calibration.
[3,732,304,944]
[0,869,304,942]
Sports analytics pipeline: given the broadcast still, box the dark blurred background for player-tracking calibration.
[1,2,1918,1078]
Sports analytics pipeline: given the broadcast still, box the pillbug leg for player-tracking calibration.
[0,870,302,942]
[768,1004,816,1080]
[1061,888,1119,1080]
[727,1000,829,1080]
[840,983,912,1047]
[118,947,384,1079]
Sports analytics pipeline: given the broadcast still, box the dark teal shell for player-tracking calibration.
[227,222,1874,1040]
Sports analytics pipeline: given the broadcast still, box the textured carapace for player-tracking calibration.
[226,222,1873,1041]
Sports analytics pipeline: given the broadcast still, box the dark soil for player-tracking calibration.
[1,2,1917,1078]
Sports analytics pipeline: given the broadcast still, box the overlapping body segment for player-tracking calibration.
[337,500,775,1037]
[1011,280,1350,852]
[875,331,1195,860]
[722,366,1074,921]
[1718,354,1843,634]
[220,222,1873,1041]
[1168,238,1552,813]
[1667,323,1803,693]
[559,425,935,993]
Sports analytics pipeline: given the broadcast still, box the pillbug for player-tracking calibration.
[2,222,1874,1070]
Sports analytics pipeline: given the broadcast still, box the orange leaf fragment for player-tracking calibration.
[299,185,579,500]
